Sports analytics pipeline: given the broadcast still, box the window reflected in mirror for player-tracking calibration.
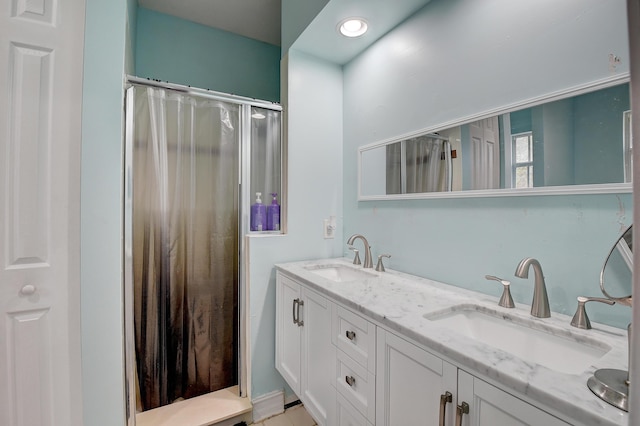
[359,81,631,198]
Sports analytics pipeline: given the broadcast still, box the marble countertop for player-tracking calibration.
[275,257,629,426]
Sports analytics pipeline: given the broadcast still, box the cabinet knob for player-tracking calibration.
[345,330,356,341]
[345,375,356,387]
[20,284,36,296]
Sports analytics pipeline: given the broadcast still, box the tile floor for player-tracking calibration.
[249,404,317,426]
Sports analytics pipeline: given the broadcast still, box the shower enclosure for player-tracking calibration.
[123,80,282,420]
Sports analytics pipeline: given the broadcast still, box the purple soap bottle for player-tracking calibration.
[251,192,267,231]
[267,193,280,231]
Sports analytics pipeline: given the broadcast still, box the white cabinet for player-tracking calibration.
[275,273,334,425]
[376,328,457,426]
[457,370,571,426]
[376,327,570,426]
[277,270,574,426]
[336,393,373,426]
[276,274,302,393]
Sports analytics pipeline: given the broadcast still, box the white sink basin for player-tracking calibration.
[424,305,611,374]
[304,264,378,282]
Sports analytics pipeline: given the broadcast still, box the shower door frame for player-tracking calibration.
[123,77,283,425]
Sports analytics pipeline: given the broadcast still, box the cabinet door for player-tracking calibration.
[376,329,457,426]
[275,273,302,394]
[457,370,571,426]
[300,288,335,426]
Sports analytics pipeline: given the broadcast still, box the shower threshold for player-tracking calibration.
[135,386,252,426]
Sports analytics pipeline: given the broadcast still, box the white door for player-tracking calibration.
[376,329,457,426]
[275,273,302,394]
[470,117,500,190]
[0,1,85,425]
[457,370,571,426]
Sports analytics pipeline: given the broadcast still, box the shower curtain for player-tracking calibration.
[386,136,451,194]
[131,86,239,411]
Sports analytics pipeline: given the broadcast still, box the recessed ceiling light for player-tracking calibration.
[338,18,368,38]
[252,113,266,119]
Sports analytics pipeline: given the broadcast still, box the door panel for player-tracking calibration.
[470,117,500,190]
[301,288,334,425]
[376,329,456,426]
[275,274,302,394]
[0,0,85,424]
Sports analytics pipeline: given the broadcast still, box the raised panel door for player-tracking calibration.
[0,0,85,425]
[457,370,571,426]
[301,287,335,426]
[275,273,302,395]
[376,328,457,426]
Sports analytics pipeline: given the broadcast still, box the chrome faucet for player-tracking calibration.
[347,234,373,268]
[514,257,550,318]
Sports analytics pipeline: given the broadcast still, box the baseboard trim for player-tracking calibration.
[251,390,284,423]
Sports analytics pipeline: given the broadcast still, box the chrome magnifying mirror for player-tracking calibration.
[599,224,632,307]
[588,224,632,412]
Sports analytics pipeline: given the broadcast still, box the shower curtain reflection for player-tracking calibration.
[386,136,452,194]
[132,86,239,411]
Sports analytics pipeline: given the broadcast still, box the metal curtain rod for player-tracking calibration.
[125,75,283,111]
[424,133,449,141]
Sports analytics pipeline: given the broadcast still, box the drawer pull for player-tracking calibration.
[345,375,356,387]
[455,401,469,426]
[292,299,298,325]
[345,330,356,341]
[296,299,304,327]
[439,391,452,426]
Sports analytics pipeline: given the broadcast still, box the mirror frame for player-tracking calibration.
[357,74,632,201]
[599,223,633,307]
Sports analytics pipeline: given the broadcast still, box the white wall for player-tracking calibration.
[249,49,344,399]
[342,0,632,328]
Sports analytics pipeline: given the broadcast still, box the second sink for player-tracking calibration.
[424,304,611,375]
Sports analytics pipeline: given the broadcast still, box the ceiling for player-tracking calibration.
[139,0,282,46]
[291,0,432,64]
[138,0,434,64]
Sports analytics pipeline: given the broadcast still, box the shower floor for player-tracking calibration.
[135,386,251,426]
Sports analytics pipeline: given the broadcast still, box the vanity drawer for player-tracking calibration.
[335,350,376,424]
[332,305,376,373]
[336,393,374,426]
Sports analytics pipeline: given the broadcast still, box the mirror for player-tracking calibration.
[588,224,632,412]
[600,224,632,307]
[359,81,632,199]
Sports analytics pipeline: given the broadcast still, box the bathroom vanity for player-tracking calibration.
[275,259,628,426]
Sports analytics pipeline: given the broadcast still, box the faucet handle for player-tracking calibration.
[485,275,515,308]
[570,296,615,329]
[348,245,361,265]
[375,254,391,272]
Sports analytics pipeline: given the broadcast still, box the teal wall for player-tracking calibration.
[136,7,281,102]
[574,84,630,184]
[342,0,632,329]
[125,0,137,74]
[281,0,330,55]
[78,0,633,414]
[248,50,344,400]
[81,0,129,424]
[511,84,630,186]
